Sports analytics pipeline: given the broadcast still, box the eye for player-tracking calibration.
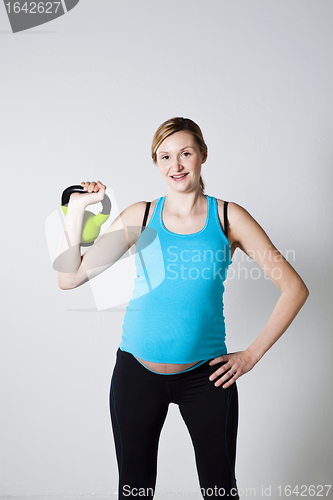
[182,152,191,157]
[161,155,170,160]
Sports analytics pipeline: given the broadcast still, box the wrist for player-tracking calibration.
[68,196,88,211]
[245,346,263,365]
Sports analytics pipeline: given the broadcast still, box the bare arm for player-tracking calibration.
[57,181,144,290]
[209,202,309,388]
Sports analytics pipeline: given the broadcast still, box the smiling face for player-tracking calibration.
[156,131,207,192]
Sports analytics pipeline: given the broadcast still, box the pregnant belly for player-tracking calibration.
[136,357,202,374]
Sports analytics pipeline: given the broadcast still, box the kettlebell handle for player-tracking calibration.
[61,185,111,215]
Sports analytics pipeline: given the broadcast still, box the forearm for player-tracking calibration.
[246,284,309,363]
[57,199,86,287]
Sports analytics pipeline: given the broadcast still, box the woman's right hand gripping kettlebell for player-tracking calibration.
[69,180,107,207]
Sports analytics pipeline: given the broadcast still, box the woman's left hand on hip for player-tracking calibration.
[208,351,257,388]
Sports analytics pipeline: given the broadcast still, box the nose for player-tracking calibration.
[171,155,184,171]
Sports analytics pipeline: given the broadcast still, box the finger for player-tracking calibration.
[80,181,106,194]
[93,181,104,192]
[222,373,238,389]
[209,355,227,366]
[87,182,97,193]
[211,362,237,384]
[209,361,231,381]
[96,180,107,190]
[214,371,237,388]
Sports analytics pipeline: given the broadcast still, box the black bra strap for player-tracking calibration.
[223,201,229,239]
[141,201,151,232]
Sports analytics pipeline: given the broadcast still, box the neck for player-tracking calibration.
[164,189,206,216]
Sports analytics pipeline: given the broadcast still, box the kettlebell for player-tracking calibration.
[60,185,112,246]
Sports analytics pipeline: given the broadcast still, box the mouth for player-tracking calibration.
[170,173,189,181]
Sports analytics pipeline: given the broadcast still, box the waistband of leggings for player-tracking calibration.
[135,356,208,374]
[116,348,213,380]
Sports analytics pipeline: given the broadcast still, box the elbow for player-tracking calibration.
[58,276,75,291]
[58,273,84,290]
[58,284,69,290]
[58,281,70,291]
[299,278,310,298]
[58,283,76,291]
[283,280,309,306]
[58,276,65,290]
[297,282,310,305]
[303,284,310,301]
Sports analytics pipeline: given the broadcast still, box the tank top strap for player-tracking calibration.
[205,195,218,231]
[205,195,228,240]
[146,196,164,229]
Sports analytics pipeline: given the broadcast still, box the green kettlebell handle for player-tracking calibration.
[60,185,111,246]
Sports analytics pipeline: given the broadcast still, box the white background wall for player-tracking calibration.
[1,0,332,498]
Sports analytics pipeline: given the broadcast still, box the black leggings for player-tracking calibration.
[110,348,239,500]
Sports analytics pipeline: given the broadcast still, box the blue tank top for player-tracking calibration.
[119,195,232,363]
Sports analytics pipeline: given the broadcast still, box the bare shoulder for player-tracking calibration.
[101,198,158,249]
[119,198,158,227]
[215,198,257,250]
[121,200,147,225]
[227,201,252,223]
[226,201,274,256]
[215,198,247,216]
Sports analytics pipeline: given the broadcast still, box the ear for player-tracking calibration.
[201,150,208,164]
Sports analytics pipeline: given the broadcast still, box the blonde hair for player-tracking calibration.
[151,117,207,194]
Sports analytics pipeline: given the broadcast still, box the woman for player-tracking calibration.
[58,117,309,500]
